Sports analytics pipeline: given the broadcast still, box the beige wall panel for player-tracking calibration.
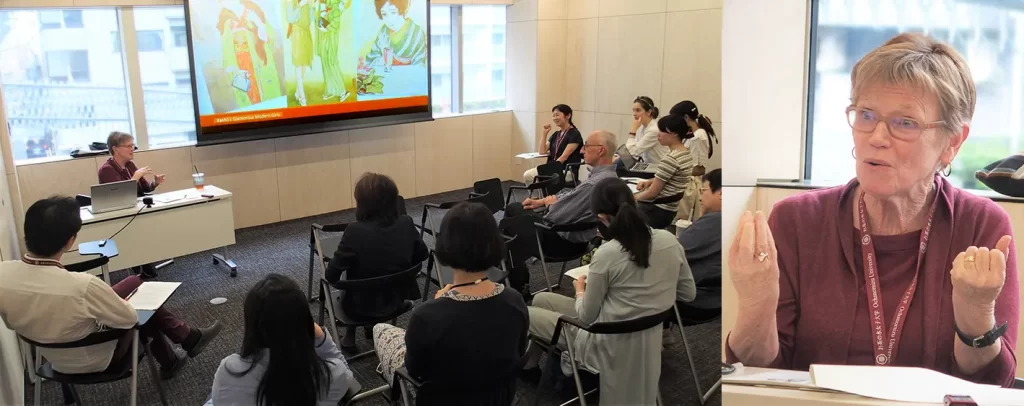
[506,20,539,112]
[190,140,281,228]
[537,20,568,112]
[996,200,1024,378]
[567,0,598,19]
[538,0,567,19]
[348,124,418,198]
[510,111,539,181]
[275,132,353,221]
[17,158,97,212]
[593,112,632,146]
[661,9,722,122]
[570,110,596,142]
[667,0,721,12]
[598,0,667,17]
[414,116,475,196]
[594,13,666,114]
[472,112,513,182]
[564,18,599,112]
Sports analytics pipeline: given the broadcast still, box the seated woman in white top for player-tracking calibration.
[623,96,668,165]
[206,274,358,406]
[523,178,696,406]
[669,100,718,175]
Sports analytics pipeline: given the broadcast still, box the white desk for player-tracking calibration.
[62,186,238,278]
[724,367,933,406]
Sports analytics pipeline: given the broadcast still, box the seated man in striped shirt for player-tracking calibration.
[633,114,694,228]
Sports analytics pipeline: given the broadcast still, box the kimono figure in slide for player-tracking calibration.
[217,0,283,110]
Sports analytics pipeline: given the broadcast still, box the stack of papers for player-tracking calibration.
[515,152,549,159]
[127,282,181,310]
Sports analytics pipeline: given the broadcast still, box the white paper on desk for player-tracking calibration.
[127,282,181,310]
[722,369,824,391]
[515,152,548,159]
[153,191,194,203]
[564,265,589,280]
[809,364,995,404]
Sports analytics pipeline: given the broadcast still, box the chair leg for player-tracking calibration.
[535,234,555,292]
[676,309,705,406]
[531,346,558,406]
[702,378,722,403]
[556,262,568,290]
[34,347,42,406]
[565,342,587,406]
[130,331,139,406]
[323,283,341,344]
[144,342,170,406]
[399,380,413,406]
[69,385,82,406]
[308,240,316,302]
[419,207,429,239]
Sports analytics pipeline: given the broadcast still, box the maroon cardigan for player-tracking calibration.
[726,176,1019,387]
[97,158,154,197]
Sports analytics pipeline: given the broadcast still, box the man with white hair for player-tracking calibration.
[504,130,619,297]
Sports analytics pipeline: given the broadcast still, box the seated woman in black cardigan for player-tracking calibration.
[325,172,429,349]
[372,202,529,405]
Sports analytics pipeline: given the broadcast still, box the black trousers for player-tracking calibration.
[503,202,589,292]
[640,203,676,229]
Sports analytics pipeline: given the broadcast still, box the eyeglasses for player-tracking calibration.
[119,143,135,149]
[845,106,944,141]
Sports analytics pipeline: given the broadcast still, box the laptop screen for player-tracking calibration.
[616,145,637,168]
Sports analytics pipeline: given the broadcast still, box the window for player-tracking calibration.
[429,4,506,116]
[461,5,505,114]
[0,9,132,162]
[806,0,1018,191]
[111,32,121,52]
[134,7,196,148]
[430,5,454,115]
[137,30,164,52]
[62,10,83,29]
[171,25,187,48]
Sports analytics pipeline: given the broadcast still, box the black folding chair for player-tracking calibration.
[64,256,110,274]
[1015,378,1024,389]
[21,327,167,406]
[638,192,686,229]
[533,220,599,292]
[671,298,722,405]
[470,178,506,215]
[530,308,676,406]
[307,223,348,302]
[418,192,490,240]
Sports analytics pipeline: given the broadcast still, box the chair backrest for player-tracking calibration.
[472,178,505,214]
[498,216,542,263]
[63,256,109,274]
[646,192,685,205]
[20,328,129,349]
[536,161,566,191]
[585,307,675,335]
[328,261,424,291]
[75,194,91,208]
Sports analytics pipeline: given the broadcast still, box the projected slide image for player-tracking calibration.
[187,0,430,132]
[192,0,288,115]
[284,0,358,108]
[355,0,428,100]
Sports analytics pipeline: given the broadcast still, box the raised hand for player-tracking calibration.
[951,236,1012,309]
[132,166,153,181]
[631,116,642,133]
[728,211,781,305]
[543,123,552,134]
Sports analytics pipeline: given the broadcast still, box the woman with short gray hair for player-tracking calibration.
[726,32,1019,386]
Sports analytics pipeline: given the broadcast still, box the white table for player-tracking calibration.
[62,185,238,279]
[724,367,933,406]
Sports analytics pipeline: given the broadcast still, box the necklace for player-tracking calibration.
[451,276,489,288]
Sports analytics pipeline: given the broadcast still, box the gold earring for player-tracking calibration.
[851,147,856,160]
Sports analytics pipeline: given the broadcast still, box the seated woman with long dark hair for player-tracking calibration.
[206,274,358,406]
[372,202,529,405]
[325,172,429,348]
[524,178,695,405]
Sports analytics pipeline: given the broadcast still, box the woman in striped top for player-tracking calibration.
[633,114,694,228]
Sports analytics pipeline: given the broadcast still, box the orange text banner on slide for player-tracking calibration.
[199,96,429,128]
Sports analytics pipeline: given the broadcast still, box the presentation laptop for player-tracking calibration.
[89,180,138,214]
[616,145,657,173]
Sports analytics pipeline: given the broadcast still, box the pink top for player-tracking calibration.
[726,176,1019,387]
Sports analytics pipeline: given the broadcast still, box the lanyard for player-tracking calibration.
[22,255,64,269]
[553,129,570,156]
[856,188,937,365]
[109,158,132,181]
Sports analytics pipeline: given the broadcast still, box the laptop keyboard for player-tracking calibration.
[633,162,651,171]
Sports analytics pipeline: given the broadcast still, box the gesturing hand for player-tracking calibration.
[728,211,781,305]
[132,166,153,181]
[951,235,1012,308]
[573,275,587,295]
[543,123,552,133]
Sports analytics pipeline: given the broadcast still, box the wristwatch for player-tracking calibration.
[954,321,1008,348]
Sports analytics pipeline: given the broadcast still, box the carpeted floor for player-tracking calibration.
[25,182,721,406]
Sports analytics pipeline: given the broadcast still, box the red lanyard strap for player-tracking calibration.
[856,189,938,365]
[553,129,569,156]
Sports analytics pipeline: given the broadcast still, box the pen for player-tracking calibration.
[125,285,141,301]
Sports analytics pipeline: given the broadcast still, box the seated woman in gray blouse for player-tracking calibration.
[525,178,696,405]
[205,274,358,406]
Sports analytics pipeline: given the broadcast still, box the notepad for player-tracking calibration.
[515,152,549,159]
[127,282,181,310]
[564,265,589,280]
[722,369,825,391]
[808,364,1019,404]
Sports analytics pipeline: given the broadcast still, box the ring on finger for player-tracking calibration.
[964,255,976,263]
[757,252,768,262]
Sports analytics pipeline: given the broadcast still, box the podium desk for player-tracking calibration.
[62,186,238,277]
[724,367,932,406]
